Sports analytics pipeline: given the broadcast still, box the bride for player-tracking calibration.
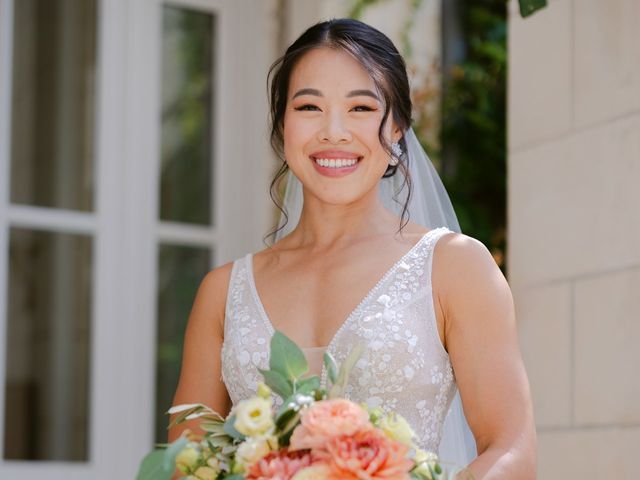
[168,18,536,479]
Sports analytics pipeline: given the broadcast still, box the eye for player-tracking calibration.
[351,105,376,112]
[294,104,320,111]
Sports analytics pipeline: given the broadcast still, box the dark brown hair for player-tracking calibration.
[264,18,414,244]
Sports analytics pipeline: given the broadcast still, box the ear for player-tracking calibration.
[391,123,403,144]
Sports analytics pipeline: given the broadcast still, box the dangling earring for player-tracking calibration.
[390,141,402,166]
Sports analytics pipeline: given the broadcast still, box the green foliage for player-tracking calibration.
[136,436,187,480]
[328,343,364,398]
[268,331,309,380]
[519,0,547,17]
[440,2,507,271]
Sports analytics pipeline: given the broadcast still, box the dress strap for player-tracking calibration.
[423,226,455,357]
[224,255,244,323]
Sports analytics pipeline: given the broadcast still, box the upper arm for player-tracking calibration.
[434,233,536,454]
[167,262,233,443]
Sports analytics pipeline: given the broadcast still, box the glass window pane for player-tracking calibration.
[160,7,214,226]
[10,0,97,211]
[3,228,92,461]
[155,244,211,443]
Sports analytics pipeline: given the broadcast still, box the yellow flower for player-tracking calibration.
[291,463,332,480]
[175,444,201,473]
[378,412,416,446]
[193,465,218,480]
[235,434,278,468]
[234,397,274,436]
[257,382,272,399]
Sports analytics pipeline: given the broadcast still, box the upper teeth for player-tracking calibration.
[314,158,358,168]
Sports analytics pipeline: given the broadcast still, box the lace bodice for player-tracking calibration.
[221,227,458,453]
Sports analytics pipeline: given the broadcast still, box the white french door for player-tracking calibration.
[0,0,274,478]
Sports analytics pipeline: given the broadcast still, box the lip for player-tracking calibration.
[309,149,361,160]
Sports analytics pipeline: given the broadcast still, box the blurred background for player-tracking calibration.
[0,0,637,478]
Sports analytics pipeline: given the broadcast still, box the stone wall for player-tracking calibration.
[508,0,640,476]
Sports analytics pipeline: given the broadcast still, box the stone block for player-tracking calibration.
[514,283,572,427]
[574,268,640,425]
[508,0,572,150]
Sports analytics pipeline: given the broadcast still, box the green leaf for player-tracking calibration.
[200,420,226,433]
[223,415,246,441]
[135,449,174,480]
[223,474,246,480]
[518,0,547,18]
[269,331,308,380]
[323,351,338,385]
[258,368,293,399]
[296,375,320,395]
[329,343,364,398]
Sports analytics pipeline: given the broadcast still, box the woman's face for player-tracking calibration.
[283,47,400,204]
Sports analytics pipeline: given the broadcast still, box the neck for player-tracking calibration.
[289,185,400,250]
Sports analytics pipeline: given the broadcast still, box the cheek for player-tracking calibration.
[283,112,310,151]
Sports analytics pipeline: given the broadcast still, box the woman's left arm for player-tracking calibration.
[435,233,537,479]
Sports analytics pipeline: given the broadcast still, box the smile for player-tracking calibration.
[314,157,359,168]
[309,151,362,177]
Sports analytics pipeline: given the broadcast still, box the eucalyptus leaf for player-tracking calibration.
[135,449,173,480]
[296,375,320,395]
[258,368,293,398]
[269,331,308,380]
[323,351,338,385]
[223,415,246,441]
[163,436,189,472]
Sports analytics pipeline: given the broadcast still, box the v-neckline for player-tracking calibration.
[245,229,440,381]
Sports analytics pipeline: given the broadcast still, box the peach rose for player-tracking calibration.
[289,399,372,451]
[319,429,413,480]
[245,448,314,480]
[290,463,332,480]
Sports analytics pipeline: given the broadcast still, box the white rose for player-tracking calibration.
[378,412,416,446]
[233,397,274,436]
[235,434,277,468]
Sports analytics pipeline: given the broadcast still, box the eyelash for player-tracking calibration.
[293,104,376,112]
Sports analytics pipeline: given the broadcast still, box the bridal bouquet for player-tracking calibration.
[136,331,449,480]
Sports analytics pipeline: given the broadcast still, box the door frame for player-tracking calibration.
[0,0,274,477]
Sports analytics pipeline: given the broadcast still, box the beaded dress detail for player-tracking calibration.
[221,227,457,453]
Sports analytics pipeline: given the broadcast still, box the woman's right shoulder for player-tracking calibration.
[192,259,237,335]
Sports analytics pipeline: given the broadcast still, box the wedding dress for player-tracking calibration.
[221,226,458,456]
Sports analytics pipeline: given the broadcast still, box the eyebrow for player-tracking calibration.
[291,88,380,101]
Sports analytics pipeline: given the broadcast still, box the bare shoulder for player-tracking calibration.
[434,231,499,277]
[433,231,512,321]
[191,259,235,334]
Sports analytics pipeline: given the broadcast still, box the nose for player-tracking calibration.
[318,110,352,144]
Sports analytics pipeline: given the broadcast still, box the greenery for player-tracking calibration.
[439,1,508,271]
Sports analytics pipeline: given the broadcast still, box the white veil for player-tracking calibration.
[273,127,478,470]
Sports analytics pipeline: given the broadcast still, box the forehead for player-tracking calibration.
[288,47,376,94]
